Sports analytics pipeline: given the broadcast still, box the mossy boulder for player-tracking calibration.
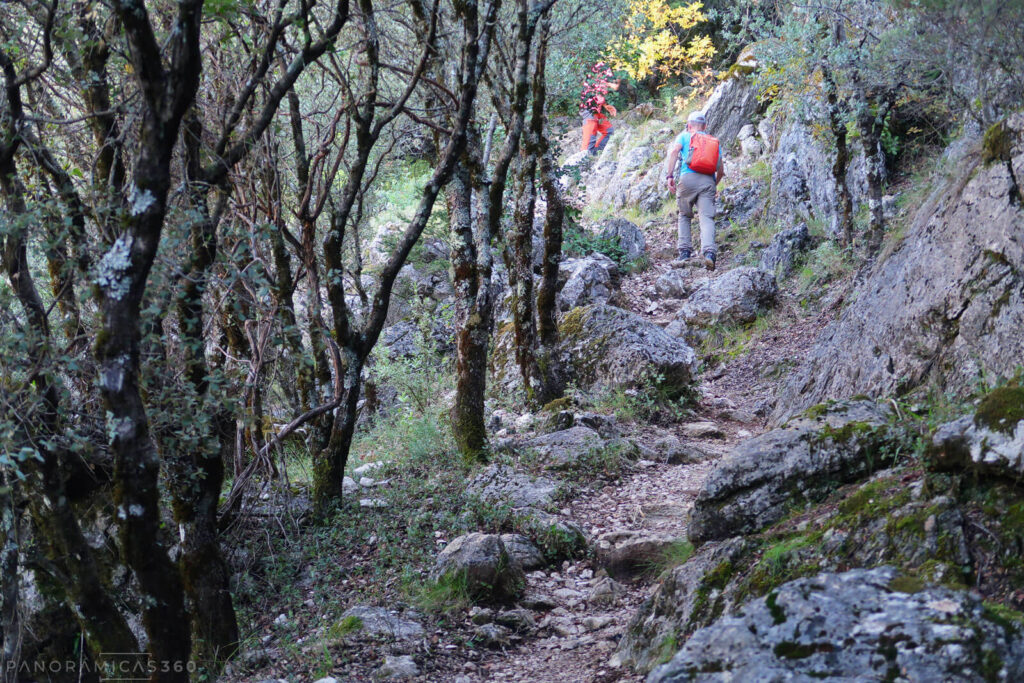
[931,385,1024,480]
[688,399,905,543]
[430,533,525,604]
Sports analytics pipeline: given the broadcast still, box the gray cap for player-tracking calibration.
[687,111,706,124]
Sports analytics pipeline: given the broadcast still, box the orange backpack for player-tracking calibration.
[686,132,720,175]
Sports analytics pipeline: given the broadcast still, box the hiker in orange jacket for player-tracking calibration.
[580,63,621,154]
[665,111,725,270]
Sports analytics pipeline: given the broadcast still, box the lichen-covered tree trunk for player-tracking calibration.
[532,17,564,402]
[448,162,489,461]
[508,150,544,404]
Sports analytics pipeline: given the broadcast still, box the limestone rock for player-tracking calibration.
[465,464,561,509]
[559,304,698,399]
[558,253,622,311]
[595,531,680,580]
[688,399,901,543]
[647,567,1024,683]
[774,116,1024,422]
[500,533,546,571]
[702,74,761,148]
[673,267,777,340]
[758,222,811,277]
[654,269,692,300]
[430,533,525,603]
[599,218,647,263]
[340,606,424,640]
[374,655,419,680]
[473,623,512,649]
[931,386,1024,480]
[524,426,606,470]
[617,538,749,672]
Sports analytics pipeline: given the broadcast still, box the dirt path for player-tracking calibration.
[442,218,833,682]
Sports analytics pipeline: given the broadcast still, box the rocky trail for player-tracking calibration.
[435,214,834,682]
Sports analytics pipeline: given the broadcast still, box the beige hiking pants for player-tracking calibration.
[676,172,717,256]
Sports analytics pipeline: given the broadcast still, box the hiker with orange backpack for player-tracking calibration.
[665,111,725,270]
[580,62,621,155]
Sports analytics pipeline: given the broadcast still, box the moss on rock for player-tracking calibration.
[973,385,1024,435]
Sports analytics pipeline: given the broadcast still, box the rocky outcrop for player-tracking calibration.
[557,253,622,311]
[931,385,1024,480]
[654,269,693,300]
[765,103,881,240]
[559,304,698,399]
[758,223,811,277]
[702,74,761,148]
[666,267,776,342]
[648,567,1024,683]
[773,114,1024,423]
[599,218,647,262]
[688,399,901,543]
[430,533,525,603]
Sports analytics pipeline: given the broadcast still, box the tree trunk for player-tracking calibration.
[448,162,489,461]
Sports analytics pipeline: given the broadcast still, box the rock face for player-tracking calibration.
[599,218,647,262]
[430,533,525,603]
[773,114,1024,423]
[647,567,1024,683]
[559,304,698,399]
[766,103,880,240]
[688,399,900,543]
[557,253,622,311]
[668,267,776,342]
[931,385,1024,480]
[758,223,811,277]
[702,74,761,148]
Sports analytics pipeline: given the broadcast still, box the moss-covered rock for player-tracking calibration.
[688,399,906,543]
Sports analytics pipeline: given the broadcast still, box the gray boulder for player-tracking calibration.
[525,426,606,471]
[500,534,546,571]
[931,385,1024,479]
[688,399,900,543]
[340,606,424,640]
[654,269,693,300]
[647,567,1024,683]
[557,253,622,311]
[560,304,698,399]
[374,655,419,680]
[672,267,777,340]
[430,533,525,603]
[595,531,680,581]
[737,124,763,158]
[758,223,811,277]
[773,113,1024,423]
[465,464,561,509]
[599,218,647,263]
[628,166,672,214]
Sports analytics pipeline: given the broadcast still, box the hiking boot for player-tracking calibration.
[677,248,692,261]
[703,250,716,271]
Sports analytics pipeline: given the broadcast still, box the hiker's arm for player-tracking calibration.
[715,152,725,185]
[665,141,682,189]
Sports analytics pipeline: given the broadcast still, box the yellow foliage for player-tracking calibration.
[607,0,715,82]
